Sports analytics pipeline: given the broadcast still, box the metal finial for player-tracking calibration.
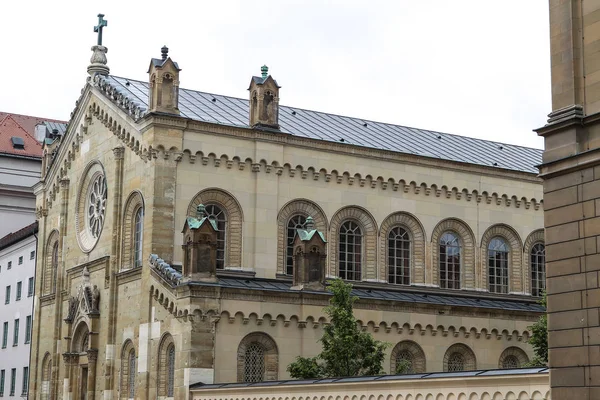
[305,216,315,230]
[261,65,268,79]
[196,204,206,219]
[161,45,169,60]
[94,14,108,46]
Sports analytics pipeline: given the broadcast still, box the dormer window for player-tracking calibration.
[11,137,24,150]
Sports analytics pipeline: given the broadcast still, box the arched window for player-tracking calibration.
[237,332,278,382]
[339,221,362,281]
[157,334,175,397]
[167,344,175,397]
[133,207,144,268]
[244,342,266,382]
[488,237,509,293]
[443,344,476,372]
[43,231,59,295]
[120,340,136,398]
[390,340,426,374]
[502,355,519,369]
[41,353,52,400]
[128,349,136,398]
[286,215,307,275]
[205,204,227,269]
[439,232,461,289]
[498,346,529,369]
[531,243,546,297]
[388,226,411,285]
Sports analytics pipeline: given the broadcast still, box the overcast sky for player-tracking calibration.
[2,1,549,149]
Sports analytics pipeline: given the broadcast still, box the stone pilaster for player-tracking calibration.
[538,2,600,398]
[87,349,98,400]
[105,146,124,395]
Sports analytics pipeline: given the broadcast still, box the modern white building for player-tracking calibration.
[0,222,37,398]
[0,112,66,238]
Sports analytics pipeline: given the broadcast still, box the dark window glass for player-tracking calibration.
[338,221,362,281]
[388,227,411,285]
[488,237,509,293]
[439,232,461,289]
[205,204,227,269]
[531,243,546,297]
[286,215,307,275]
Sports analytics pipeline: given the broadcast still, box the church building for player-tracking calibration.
[29,16,546,400]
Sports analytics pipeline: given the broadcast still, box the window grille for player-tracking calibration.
[396,350,414,373]
[338,221,362,281]
[388,227,411,285]
[286,215,307,275]
[134,207,144,268]
[439,232,461,289]
[205,204,227,269]
[447,353,465,372]
[531,243,546,297]
[502,355,520,369]
[167,345,175,396]
[243,343,265,382]
[488,237,509,293]
[128,350,136,398]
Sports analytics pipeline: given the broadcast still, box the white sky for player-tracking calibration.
[2,1,549,149]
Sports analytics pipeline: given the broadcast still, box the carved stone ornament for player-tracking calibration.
[66,266,99,323]
[88,45,110,76]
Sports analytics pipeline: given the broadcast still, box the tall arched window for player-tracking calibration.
[167,344,175,397]
[128,349,136,398]
[531,243,546,297]
[133,207,144,268]
[388,226,411,285]
[439,232,461,289]
[286,215,307,275]
[243,342,266,382]
[339,221,362,281]
[390,340,426,374]
[205,204,227,269]
[488,237,509,293]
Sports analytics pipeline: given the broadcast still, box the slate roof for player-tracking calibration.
[190,367,549,389]
[104,75,543,174]
[187,276,544,313]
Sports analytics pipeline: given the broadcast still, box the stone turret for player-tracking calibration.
[291,216,327,291]
[181,204,218,282]
[148,46,181,115]
[248,65,281,129]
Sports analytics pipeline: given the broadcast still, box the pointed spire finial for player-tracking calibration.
[261,65,268,79]
[196,204,206,219]
[305,216,315,231]
[161,45,169,61]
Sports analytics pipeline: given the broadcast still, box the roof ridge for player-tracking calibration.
[0,111,67,124]
[109,75,542,152]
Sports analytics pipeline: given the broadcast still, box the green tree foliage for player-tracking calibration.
[526,293,548,367]
[287,279,389,378]
[395,358,413,374]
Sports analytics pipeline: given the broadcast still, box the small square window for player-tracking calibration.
[30,251,35,260]
[18,256,23,265]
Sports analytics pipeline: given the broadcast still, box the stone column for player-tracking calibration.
[87,349,98,400]
[537,1,600,398]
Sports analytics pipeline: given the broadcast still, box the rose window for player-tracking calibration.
[87,175,107,238]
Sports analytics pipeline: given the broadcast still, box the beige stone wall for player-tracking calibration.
[175,125,543,289]
[29,80,545,399]
[191,371,550,400]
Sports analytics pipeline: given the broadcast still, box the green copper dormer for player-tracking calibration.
[291,216,327,291]
[295,216,326,243]
[183,204,218,233]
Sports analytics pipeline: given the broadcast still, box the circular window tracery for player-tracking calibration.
[75,161,108,252]
[87,174,107,238]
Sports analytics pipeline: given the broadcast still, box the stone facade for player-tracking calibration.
[28,39,546,399]
[190,369,550,400]
[537,1,600,399]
